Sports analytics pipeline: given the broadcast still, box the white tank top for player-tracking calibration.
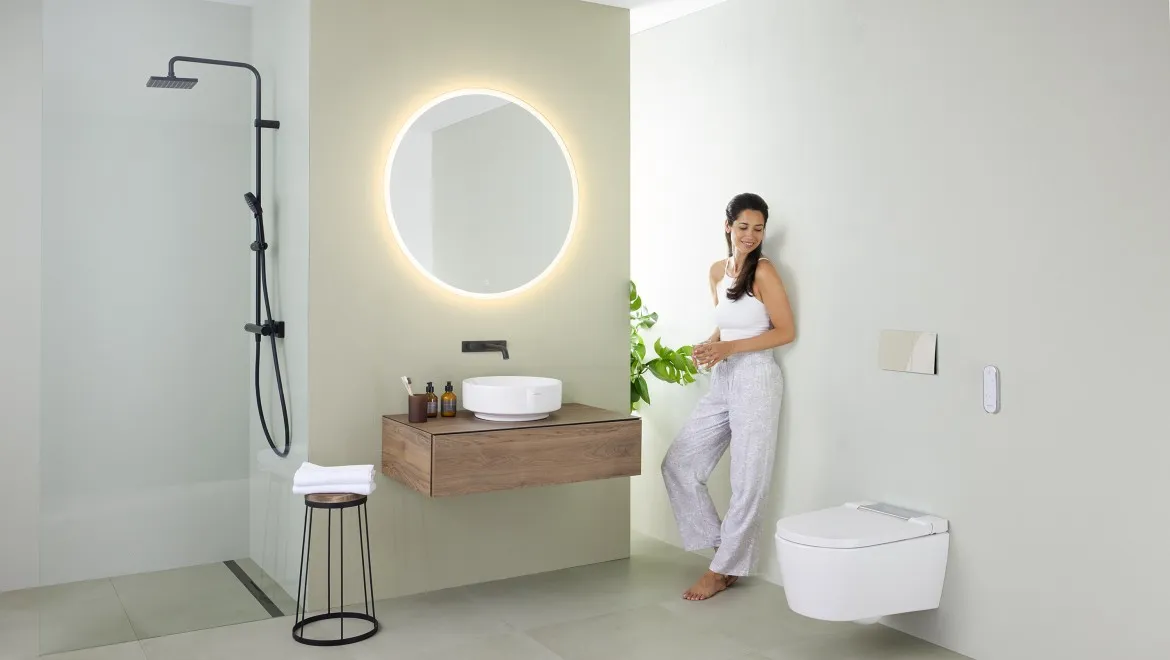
[715,258,773,342]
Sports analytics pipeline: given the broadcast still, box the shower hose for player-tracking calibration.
[247,202,291,458]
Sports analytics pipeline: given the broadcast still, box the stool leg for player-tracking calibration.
[326,508,332,619]
[358,502,369,616]
[340,506,345,640]
[294,505,312,635]
[363,502,376,619]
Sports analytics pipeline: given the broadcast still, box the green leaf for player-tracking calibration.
[635,338,646,359]
[653,337,669,359]
[635,375,651,404]
[668,350,690,372]
[630,295,642,312]
[649,358,683,384]
[646,358,668,382]
[630,381,640,404]
[629,280,638,302]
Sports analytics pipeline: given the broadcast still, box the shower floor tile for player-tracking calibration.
[0,560,288,657]
[111,562,272,640]
[34,579,137,656]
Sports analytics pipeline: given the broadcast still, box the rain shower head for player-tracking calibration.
[146,75,198,90]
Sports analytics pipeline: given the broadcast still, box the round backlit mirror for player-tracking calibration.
[384,89,578,298]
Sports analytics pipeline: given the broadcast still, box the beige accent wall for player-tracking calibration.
[307,0,631,601]
[631,1,1170,659]
[0,0,42,593]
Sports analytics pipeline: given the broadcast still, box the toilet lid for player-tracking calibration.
[775,503,944,549]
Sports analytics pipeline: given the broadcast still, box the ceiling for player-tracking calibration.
[202,0,729,33]
[580,0,673,7]
[584,0,728,32]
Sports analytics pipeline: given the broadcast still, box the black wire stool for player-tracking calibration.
[292,493,379,646]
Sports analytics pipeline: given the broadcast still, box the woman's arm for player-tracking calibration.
[704,260,723,343]
[693,260,794,367]
[725,260,795,354]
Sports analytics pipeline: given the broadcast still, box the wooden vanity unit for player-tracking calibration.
[381,403,642,497]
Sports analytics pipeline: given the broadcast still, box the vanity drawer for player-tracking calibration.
[431,421,640,496]
[381,403,641,497]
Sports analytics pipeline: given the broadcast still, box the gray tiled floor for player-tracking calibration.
[0,560,284,657]
[0,535,969,660]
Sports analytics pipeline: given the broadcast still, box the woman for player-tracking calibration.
[662,192,796,601]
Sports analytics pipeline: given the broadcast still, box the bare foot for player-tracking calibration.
[682,571,738,601]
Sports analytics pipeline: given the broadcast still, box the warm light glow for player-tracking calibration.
[382,88,580,300]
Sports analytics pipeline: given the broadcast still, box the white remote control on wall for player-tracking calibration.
[983,365,1000,414]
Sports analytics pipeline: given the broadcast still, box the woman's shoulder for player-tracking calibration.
[754,256,781,281]
[708,258,728,280]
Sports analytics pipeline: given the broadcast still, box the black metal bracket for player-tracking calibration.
[255,119,281,130]
[250,240,268,252]
[246,320,285,339]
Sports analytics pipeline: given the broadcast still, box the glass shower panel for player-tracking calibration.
[34,0,288,654]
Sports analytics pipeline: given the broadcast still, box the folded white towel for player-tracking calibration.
[292,462,375,487]
[291,481,377,496]
[297,462,374,474]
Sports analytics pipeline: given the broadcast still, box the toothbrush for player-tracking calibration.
[401,376,414,396]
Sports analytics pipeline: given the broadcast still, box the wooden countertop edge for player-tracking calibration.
[381,403,639,436]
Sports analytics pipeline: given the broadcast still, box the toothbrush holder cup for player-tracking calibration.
[407,394,429,423]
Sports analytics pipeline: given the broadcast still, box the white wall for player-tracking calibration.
[37,0,254,585]
[249,0,312,601]
[431,103,573,294]
[0,0,43,594]
[631,1,1170,659]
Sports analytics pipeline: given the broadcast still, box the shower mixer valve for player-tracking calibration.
[245,320,285,339]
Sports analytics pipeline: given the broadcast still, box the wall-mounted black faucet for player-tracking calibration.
[462,340,509,360]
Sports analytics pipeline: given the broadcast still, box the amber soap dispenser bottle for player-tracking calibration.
[425,382,439,418]
[440,381,457,417]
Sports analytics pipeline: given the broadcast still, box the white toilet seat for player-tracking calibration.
[775,501,948,549]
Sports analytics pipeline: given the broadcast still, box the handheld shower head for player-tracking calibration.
[244,192,262,217]
[146,75,198,89]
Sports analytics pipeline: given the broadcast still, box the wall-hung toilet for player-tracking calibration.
[774,501,949,624]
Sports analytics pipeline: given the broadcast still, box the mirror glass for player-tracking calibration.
[385,90,577,297]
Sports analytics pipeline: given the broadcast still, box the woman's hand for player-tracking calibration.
[693,341,734,370]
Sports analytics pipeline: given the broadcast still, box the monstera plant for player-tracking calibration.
[630,280,699,412]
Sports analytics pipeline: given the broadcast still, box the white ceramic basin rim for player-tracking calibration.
[461,376,563,421]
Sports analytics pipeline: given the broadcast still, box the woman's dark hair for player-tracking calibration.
[724,192,769,301]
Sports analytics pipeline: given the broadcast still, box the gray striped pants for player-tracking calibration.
[661,350,783,576]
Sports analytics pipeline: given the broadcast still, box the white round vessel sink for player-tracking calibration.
[461,376,563,422]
